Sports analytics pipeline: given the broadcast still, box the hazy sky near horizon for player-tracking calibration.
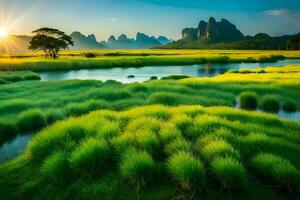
[1,0,300,41]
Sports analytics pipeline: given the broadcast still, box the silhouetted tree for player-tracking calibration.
[29,28,74,59]
[287,33,300,50]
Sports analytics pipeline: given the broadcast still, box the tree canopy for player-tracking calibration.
[29,28,74,59]
[287,33,300,50]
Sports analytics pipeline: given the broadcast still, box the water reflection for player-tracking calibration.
[278,111,300,122]
[0,134,32,163]
[39,59,300,83]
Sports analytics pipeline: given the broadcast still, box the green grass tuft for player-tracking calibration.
[170,114,193,135]
[167,151,205,191]
[65,100,107,116]
[210,157,248,190]
[0,79,7,84]
[40,151,71,185]
[44,109,66,124]
[164,139,192,156]
[120,149,155,185]
[111,133,135,158]
[240,92,258,110]
[29,121,88,161]
[186,115,223,140]
[127,75,135,78]
[148,92,179,106]
[135,129,161,155]
[17,109,46,132]
[70,138,111,175]
[149,76,158,80]
[251,153,300,190]
[161,75,190,80]
[24,74,41,80]
[282,101,297,112]
[260,96,280,113]
[197,137,240,160]
[0,121,18,143]
[158,123,182,144]
[97,120,120,139]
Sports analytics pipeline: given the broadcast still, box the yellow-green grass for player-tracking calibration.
[0,49,299,71]
[0,105,299,200]
[180,65,300,85]
[0,65,299,145]
[2,49,300,58]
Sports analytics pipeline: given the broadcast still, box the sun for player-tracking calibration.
[0,27,8,39]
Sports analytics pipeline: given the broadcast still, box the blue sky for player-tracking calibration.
[1,0,299,41]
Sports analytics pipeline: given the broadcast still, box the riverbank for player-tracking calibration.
[0,65,299,146]
[1,50,300,71]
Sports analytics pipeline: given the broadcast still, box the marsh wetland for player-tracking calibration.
[0,50,300,200]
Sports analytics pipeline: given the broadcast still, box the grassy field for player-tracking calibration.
[0,65,299,145]
[0,55,299,200]
[0,71,40,84]
[0,105,299,200]
[0,49,299,71]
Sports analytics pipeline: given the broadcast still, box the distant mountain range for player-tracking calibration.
[159,17,300,50]
[71,32,172,49]
[0,32,172,53]
[1,18,299,53]
[69,32,106,49]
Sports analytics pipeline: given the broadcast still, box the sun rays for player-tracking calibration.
[0,0,37,53]
[0,27,8,39]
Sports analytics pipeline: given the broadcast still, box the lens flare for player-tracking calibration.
[0,27,8,39]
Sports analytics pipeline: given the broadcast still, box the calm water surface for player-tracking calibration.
[0,134,32,163]
[278,111,300,122]
[39,59,300,83]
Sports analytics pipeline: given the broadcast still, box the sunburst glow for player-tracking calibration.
[0,27,8,39]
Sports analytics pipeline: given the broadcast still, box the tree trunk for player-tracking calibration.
[43,49,48,58]
[52,49,59,59]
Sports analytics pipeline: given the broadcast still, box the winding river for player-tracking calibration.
[39,59,300,83]
[1,59,300,163]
